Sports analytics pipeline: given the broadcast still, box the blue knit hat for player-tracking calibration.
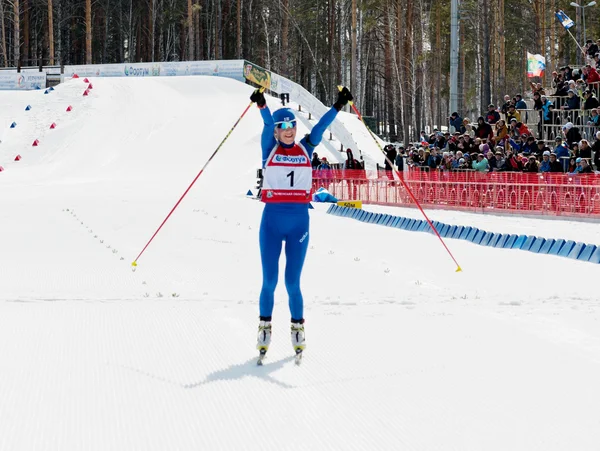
[272,108,296,125]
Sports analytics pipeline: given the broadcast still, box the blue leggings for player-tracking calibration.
[259,206,309,321]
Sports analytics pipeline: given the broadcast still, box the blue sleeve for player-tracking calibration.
[300,106,338,156]
[260,106,276,167]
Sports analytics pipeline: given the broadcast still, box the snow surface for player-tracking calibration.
[0,76,599,450]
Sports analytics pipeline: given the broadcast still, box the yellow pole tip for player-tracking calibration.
[337,85,343,91]
[456,266,463,273]
[131,261,137,267]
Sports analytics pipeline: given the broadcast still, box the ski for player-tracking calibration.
[257,348,267,366]
[294,348,303,365]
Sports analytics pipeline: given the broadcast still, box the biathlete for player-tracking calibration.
[249,86,353,361]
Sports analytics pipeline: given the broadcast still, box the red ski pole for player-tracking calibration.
[341,86,462,272]
[131,93,261,268]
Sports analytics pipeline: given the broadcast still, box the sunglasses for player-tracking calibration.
[275,121,296,129]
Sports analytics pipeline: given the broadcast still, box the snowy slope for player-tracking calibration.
[0,76,599,451]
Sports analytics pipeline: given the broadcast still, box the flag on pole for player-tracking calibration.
[555,10,575,29]
[527,52,546,78]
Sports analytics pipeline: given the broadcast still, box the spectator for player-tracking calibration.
[537,140,551,158]
[586,39,599,60]
[522,136,537,155]
[549,153,563,172]
[568,157,577,173]
[384,144,397,171]
[311,152,321,169]
[562,89,581,110]
[427,147,441,169]
[524,155,539,172]
[475,116,493,141]
[472,153,488,172]
[495,148,506,169]
[532,92,543,110]
[554,137,570,171]
[515,94,528,110]
[345,149,361,169]
[495,119,508,144]
[463,119,476,138]
[449,112,465,133]
[506,104,521,123]
[588,108,600,126]
[395,147,405,171]
[541,96,555,124]
[580,158,594,173]
[583,64,600,83]
[501,151,523,171]
[485,104,501,124]
[486,150,498,170]
[539,151,551,172]
[501,95,512,116]
[563,122,582,146]
[317,157,331,170]
[583,90,600,110]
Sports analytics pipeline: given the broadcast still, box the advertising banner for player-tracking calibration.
[0,70,46,90]
[243,61,271,89]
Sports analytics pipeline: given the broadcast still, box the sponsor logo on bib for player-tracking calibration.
[273,155,308,165]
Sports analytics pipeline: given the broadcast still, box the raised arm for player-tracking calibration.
[250,88,276,166]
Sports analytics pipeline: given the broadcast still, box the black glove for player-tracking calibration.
[250,88,266,108]
[334,86,353,111]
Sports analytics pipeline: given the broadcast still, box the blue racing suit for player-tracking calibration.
[258,105,338,322]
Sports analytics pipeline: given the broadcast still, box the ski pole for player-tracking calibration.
[131,91,262,268]
[340,86,462,272]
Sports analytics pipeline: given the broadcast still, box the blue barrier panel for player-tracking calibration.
[459,226,472,240]
[512,235,528,249]
[440,224,451,237]
[410,220,421,231]
[528,237,546,253]
[549,239,565,255]
[473,230,486,244]
[356,210,366,221]
[488,233,501,247]
[404,219,415,230]
[589,247,600,264]
[417,221,428,232]
[328,205,337,214]
[390,217,402,228]
[558,240,576,257]
[430,221,442,234]
[452,226,465,239]
[539,238,555,254]
[381,214,391,225]
[490,233,508,248]
[480,232,494,247]
[521,236,536,251]
[353,209,363,219]
[568,242,586,260]
[578,244,597,262]
[466,228,479,242]
[375,213,385,223]
[396,218,407,228]
[344,208,354,217]
[504,235,518,248]
[447,225,458,238]
[369,213,380,224]
[386,215,396,226]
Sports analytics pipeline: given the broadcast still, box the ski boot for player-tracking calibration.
[256,320,272,365]
[291,321,305,365]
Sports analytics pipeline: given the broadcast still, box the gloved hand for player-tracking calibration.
[334,86,353,111]
[250,88,266,108]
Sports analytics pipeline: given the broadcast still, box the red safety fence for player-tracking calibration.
[312,169,600,217]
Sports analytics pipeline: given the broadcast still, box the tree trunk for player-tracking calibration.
[403,0,412,139]
[236,0,241,58]
[435,1,441,128]
[86,0,92,64]
[48,0,54,65]
[13,0,20,67]
[481,0,491,112]
[351,0,357,96]
[0,0,8,66]
[383,2,395,140]
[23,0,28,64]
[498,0,505,98]
[187,0,194,60]
[550,0,556,73]
[281,0,289,74]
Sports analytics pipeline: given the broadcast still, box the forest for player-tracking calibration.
[0,0,593,142]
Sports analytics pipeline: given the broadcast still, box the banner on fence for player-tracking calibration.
[0,71,46,90]
[63,60,245,82]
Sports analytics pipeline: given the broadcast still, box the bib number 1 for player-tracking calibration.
[286,170,295,187]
